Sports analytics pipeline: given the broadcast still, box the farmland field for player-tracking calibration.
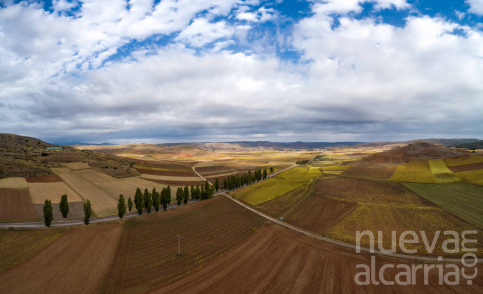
[25,174,63,183]
[449,162,483,172]
[0,223,121,294]
[444,155,483,167]
[403,182,483,227]
[0,177,28,189]
[456,169,483,186]
[390,160,436,183]
[341,166,397,180]
[29,182,83,204]
[98,196,264,294]
[0,228,66,273]
[308,176,427,204]
[324,203,483,256]
[428,159,460,183]
[0,189,39,222]
[57,169,179,217]
[153,223,483,294]
[319,165,351,171]
[254,184,310,218]
[232,166,321,206]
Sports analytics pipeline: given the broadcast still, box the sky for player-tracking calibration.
[0,0,482,144]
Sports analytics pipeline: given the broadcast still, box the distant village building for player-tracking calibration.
[46,147,64,150]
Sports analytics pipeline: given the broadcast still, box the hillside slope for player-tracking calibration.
[356,142,468,166]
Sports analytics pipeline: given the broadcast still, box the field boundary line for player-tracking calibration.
[279,174,321,219]
[222,193,482,263]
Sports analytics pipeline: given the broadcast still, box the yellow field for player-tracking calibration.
[444,155,483,167]
[56,170,180,217]
[232,166,321,206]
[456,169,483,186]
[321,170,344,175]
[318,165,351,171]
[28,182,84,204]
[428,159,460,183]
[139,174,202,181]
[390,160,436,183]
[0,178,28,189]
[62,162,90,170]
[325,203,483,256]
[50,167,71,174]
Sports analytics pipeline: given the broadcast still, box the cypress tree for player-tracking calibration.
[270,167,274,174]
[263,169,267,179]
[215,178,219,191]
[59,194,69,220]
[134,187,144,215]
[161,188,168,211]
[128,197,133,212]
[143,188,151,210]
[223,178,227,189]
[43,199,53,227]
[118,194,126,218]
[176,187,182,206]
[146,195,153,213]
[190,185,194,199]
[83,199,92,225]
[152,189,160,212]
[167,186,171,204]
[183,185,189,204]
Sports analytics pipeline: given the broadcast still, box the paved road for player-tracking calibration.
[222,194,482,264]
[0,199,200,228]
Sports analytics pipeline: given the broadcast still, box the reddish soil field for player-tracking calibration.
[449,162,483,173]
[99,196,265,294]
[0,223,121,294]
[341,166,397,180]
[25,174,63,183]
[136,168,196,177]
[284,195,359,233]
[0,189,38,222]
[144,178,206,186]
[151,223,483,294]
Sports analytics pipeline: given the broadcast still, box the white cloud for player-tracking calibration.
[52,0,78,12]
[235,6,276,22]
[176,18,235,47]
[455,10,466,20]
[467,0,483,15]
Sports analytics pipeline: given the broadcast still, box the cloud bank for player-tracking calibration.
[0,0,482,143]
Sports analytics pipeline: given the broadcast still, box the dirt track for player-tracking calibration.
[152,223,483,294]
[0,223,121,294]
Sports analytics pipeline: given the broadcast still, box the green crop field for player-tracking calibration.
[232,166,321,206]
[403,182,483,228]
[428,159,460,183]
[390,160,436,183]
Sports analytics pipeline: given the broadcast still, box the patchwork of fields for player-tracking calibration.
[341,165,397,180]
[232,166,321,206]
[390,161,437,183]
[428,159,460,183]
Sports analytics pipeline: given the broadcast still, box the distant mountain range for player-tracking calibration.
[453,140,483,150]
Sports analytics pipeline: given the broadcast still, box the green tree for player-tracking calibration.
[190,185,194,199]
[215,178,219,191]
[128,197,133,212]
[59,194,69,220]
[167,186,171,204]
[270,167,274,174]
[143,188,151,210]
[134,187,144,215]
[118,194,126,218]
[183,185,189,204]
[152,188,160,212]
[161,188,168,211]
[176,187,182,206]
[146,195,153,213]
[43,199,53,227]
[83,199,92,225]
[263,169,267,179]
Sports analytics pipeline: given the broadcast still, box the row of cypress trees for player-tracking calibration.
[224,168,272,191]
[43,195,93,227]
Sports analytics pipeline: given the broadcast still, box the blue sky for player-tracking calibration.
[0,0,482,144]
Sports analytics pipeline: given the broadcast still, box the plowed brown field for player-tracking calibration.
[449,162,483,173]
[341,166,397,180]
[0,223,121,294]
[0,189,38,222]
[98,197,264,294]
[151,223,483,294]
